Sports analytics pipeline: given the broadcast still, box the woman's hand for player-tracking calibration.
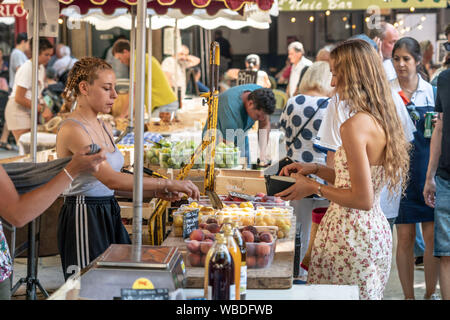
[279,162,318,177]
[166,180,200,200]
[65,145,107,178]
[275,173,317,201]
[155,190,182,202]
[423,178,436,208]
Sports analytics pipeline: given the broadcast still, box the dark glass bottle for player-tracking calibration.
[207,233,235,300]
[232,222,247,300]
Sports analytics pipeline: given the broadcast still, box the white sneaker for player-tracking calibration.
[424,293,441,300]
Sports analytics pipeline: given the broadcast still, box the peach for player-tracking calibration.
[257,255,270,268]
[246,244,256,257]
[246,256,256,268]
[187,240,200,253]
[206,223,221,234]
[206,217,218,224]
[243,226,258,236]
[256,243,271,257]
[242,230,254,243]
[199,223,208,229]
[189,229,205,241]
[259,232,273,243]
[188,253,201,267]
[200,239,214,254]
[205,232,216,241]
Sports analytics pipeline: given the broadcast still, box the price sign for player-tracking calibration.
[120,288,169,300]
[183,209,199,239]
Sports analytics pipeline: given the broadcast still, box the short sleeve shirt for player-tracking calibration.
[203,84,261,141]
[10,60,46,100]
[9,48,28,88]
[435,69,450,180]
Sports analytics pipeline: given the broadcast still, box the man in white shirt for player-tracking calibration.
[8,33,29,89]
[369,22,399,81]
[286,41,313,98]
[161,45,200,100]
[52,45,78,77]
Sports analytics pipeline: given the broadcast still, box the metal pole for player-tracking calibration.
[199,28,206,86]
[147,12,152,120]
[132,0,146,259]
[28,0,39,300]
[128,6,137,127]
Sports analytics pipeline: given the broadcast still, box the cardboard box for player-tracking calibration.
[215,169,266,195]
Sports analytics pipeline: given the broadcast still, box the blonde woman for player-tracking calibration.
[276,40,410,299]
[56,57,200,280]
[279,61,333,279]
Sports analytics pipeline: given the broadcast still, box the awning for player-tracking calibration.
[57,0,274,15]
[278,0,447,11]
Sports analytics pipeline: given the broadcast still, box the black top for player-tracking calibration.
[435,69,450,181]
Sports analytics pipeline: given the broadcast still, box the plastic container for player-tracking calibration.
[244,238,277,269]
[185,239,216,267]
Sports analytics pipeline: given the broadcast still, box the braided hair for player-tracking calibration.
[61,57,113,112]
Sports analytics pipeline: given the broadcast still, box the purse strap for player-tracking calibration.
[287,97,330,148]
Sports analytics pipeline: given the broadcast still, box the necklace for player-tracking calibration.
[78,111,110,148]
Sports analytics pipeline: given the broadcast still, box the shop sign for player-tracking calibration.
[278,0,447,11]
[0,4,28,18]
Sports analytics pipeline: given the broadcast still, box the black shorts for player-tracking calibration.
[57,196,131,280]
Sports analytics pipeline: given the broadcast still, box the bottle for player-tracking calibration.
[220,217,233,232]
[205,233,235,300]
[232,222,247,300]
[223,224,241,300]
[203,236,220,298]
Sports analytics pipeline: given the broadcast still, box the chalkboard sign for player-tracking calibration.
[121,288,169,300]
[229,191,256,202]
[183,209,199,239]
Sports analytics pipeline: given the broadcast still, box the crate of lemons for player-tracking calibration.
[171,201,292,239]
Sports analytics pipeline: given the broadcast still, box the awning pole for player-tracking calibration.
[30,0,39,162]
[128,6,137,127]
[132,0,147,258]
[147,11,152,120]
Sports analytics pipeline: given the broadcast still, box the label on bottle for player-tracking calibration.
[208,286,212,300]
[230,284,236,300]
[240,265,247,294]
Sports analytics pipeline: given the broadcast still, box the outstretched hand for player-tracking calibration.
[65,145,107,178]
[279,162,318,177]
[275,173,316,201]
[167,180,200,200]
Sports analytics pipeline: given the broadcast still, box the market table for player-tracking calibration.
[162,215,296,290]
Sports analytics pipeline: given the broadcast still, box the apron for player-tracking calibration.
[397,92,435,223]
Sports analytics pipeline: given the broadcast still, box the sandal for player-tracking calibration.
[0,142,14,151]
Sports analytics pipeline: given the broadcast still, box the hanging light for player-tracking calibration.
[309,16,315,22]
[410,7,415,12]
[394,22,399,28]
[365,17,370,23]
[421,16,427,22]
[290,17,296,23]
[352,24,356,30]
[342,16,348,22]
[417,25,423,30]
[58,17,64,24]
[325,10,331,16]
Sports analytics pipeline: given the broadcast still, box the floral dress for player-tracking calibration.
[307,147,392,300]
[0,221,12,282]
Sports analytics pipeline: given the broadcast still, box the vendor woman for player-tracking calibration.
[202,84,276,165]
[56,57,200,280]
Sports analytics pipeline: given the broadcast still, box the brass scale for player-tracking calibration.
[148,41,223,245]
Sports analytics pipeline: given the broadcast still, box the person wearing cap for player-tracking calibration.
[286,41,313,98]
[245,54,271,88]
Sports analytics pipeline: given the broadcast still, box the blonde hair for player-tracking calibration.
[298,61,333,96]
[330,39,410,195]
[61,57,113,112]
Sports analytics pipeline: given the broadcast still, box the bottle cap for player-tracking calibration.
[223,217,232,224]
[223,223,232,235]
[215,233,226,244]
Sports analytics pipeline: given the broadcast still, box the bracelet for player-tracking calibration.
[63,168,74,182]
[316,184,323,197]
[312,163,319,175]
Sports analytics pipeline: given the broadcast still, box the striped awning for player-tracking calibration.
[56,0,274,15]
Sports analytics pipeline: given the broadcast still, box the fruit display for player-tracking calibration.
[212,142,240,168]
[185,222,222,267]
[142,139,172,167]
[239,226,277,269]
[172,202,217,237]
[159,140,196,169]
[189,193,288,208]
[254,206,293,239]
